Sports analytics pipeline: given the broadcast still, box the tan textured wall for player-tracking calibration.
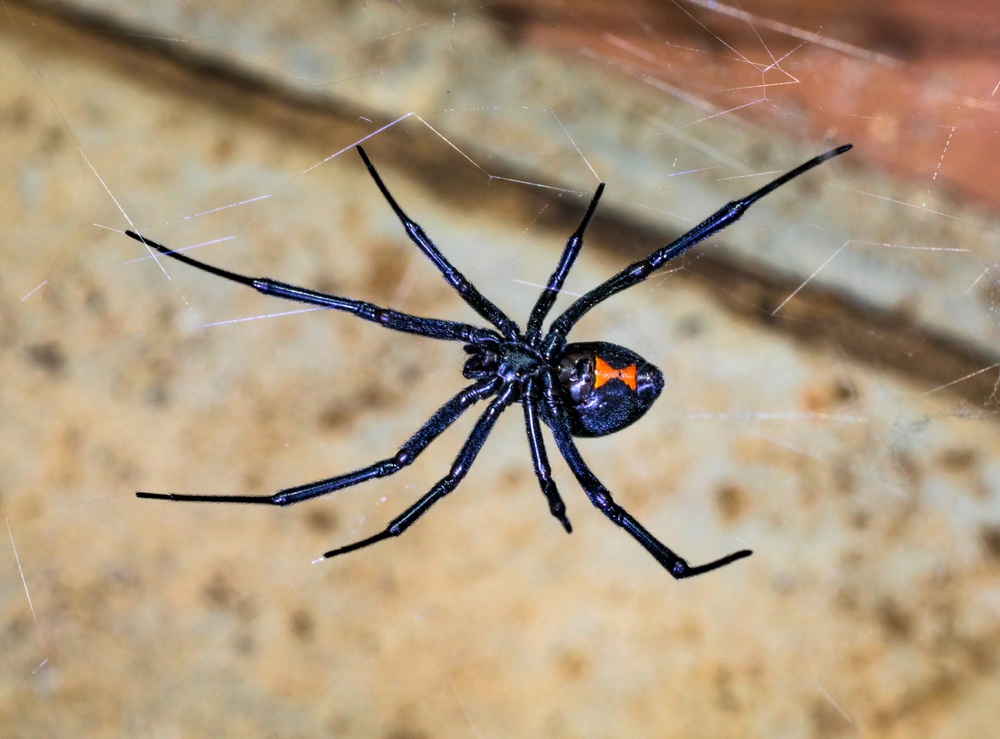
[2,2,998,737]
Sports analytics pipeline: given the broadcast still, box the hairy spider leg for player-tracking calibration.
[125,231,499,345]
[542,384,752,579]
[522,378,571,532]
[136,378,500,506]
[524,183,605,345]
[129,144,851,579]
[323,384,518,559]
[355,146,520,341]
[543,144,853,357]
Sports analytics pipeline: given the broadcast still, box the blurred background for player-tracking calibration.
[2,1,999,736]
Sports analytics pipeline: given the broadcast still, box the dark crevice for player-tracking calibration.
[8,0,997,410]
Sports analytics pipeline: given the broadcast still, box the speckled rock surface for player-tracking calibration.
[2,3,999,737]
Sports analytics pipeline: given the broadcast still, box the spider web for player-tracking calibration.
[3,1,1000,736]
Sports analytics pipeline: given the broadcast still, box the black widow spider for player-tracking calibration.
[128,142,851,579]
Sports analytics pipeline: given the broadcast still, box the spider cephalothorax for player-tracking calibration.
[462,339,543,389]
[128,141,850,580]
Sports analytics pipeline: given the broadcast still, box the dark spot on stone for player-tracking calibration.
[810,695,851,734]
[232,631,255,656]
[499,464,526,490]
[202,571,238,609]
[877,597,912,639]
[675,313,706,338]
[384,728,429,739]
[715,483,748,524]
[364,241,408,299]
[4,95,31,127]
[305,507,338,535]
[86,288,106,314]
[397,361,420,384]
[866,19,920,59]
[850,509,870,530]
[25,342,65,374]
[976,267,1000,310]
[358,384,398,413]
[289,609,314,642]
[831,378,857,403]
[834,460,857,496]
[317,402,350,431]
[6,613,32,641]
[485,2,531,44]
[979,525,1000,560]
[557,650,589,681]
[242,469,264,493]
[144,381,169,407]
[42,125,65,152]
[312,275,340,296]
[213,134,236,162]
[892,450,921,485]
[713,666,738,712]
[939,447,976,472]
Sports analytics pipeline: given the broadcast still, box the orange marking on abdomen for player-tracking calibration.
[594,356,637,390]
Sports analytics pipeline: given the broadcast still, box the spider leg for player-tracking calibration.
[355,146,520,340]
[543,144,852,356]
[137,378,500,505]
[323,383,517,559]
[125,230,499,345]
[523,380,571,532]
[543,389,751,579]
[525,183,605,344]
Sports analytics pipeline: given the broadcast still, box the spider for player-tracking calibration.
[127,141,851,579]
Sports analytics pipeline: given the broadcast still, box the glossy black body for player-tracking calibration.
[555,342,664,437]
[128,142,851,579]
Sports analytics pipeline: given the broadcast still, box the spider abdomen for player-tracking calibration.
[554,342,664,438]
